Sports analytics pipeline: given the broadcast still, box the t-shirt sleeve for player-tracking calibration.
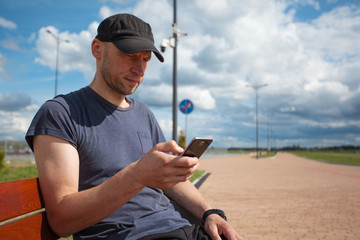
[25,99,77,151]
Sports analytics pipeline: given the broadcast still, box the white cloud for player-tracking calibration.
[100,0,133,4]
[195,0,228,16]
[29,0,360,147]
[0,16,17,30]
[280,106,296,112]
[179,86,216,110]
[34,24,96,80]
[304,81,351,100]
[28,33,36,43]
[0,52,12,80]
[158,118,173,139]
[0,111,35,140]
[119,0,360,146]
[297,6,360,59]
[99,6,117,19]
[286,0,320,10]
[137,81,216,111]
[0,39,21,51]
[138,83,172,106]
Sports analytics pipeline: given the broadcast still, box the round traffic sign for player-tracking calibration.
[179,99,194,114]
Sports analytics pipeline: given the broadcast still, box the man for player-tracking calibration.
[26,14,242,240]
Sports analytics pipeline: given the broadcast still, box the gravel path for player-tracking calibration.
[198,152,360,240]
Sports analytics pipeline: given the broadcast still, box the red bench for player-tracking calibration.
[0,178,59,240]
[0,178,202,240]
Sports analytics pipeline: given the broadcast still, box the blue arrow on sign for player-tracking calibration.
[179,99,194,114]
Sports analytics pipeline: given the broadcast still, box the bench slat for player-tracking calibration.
[0,212,59,240]
[0,178,44,222]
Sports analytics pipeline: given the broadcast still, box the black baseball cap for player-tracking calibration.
[96,14,164,62]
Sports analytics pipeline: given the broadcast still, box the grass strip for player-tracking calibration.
[189,170,206,183]
[0,165,38,182]
[292,151,360,165]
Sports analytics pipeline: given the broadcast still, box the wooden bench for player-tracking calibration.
[0,178,203,240]
[0,178,59,240]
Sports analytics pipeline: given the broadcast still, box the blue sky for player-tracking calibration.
[0,0,359,148]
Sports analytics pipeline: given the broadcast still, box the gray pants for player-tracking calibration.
[138,225,212,240]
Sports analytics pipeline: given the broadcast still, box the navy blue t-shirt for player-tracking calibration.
[26,86,190,239]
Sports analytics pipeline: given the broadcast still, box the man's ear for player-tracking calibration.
[91,39,103,59]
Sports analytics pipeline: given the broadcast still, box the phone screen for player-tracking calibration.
[182,137,213,158]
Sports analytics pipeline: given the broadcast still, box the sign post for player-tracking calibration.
[179,99,194,142]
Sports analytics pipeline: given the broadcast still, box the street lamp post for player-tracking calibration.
[172,0,178,142]
[247,83,268,158]
[46,30,69,97]
[267,115,270,153]
[161,0,187,142]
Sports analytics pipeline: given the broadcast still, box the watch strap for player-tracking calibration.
[202,209,227,225]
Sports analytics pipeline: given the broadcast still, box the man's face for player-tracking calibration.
[100,42,151,96]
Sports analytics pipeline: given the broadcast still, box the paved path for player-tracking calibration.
[198,152,360,240]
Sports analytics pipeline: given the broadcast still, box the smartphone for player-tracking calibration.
[182,137,213,158]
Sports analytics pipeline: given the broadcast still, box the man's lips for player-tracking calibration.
[126,78,140,86]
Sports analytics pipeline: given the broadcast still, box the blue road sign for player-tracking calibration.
[179,99,194,114]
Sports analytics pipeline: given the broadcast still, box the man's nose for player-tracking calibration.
[131,60,146,77]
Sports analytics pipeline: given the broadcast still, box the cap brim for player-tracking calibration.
[113,38,164,63]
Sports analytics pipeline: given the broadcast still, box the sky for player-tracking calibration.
[0,0,359,149]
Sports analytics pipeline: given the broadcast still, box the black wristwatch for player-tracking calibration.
[202,209,227,225]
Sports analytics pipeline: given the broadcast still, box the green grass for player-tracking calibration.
[227,150,252,154]
[189,170,206,182]
[259,152,277,158]
[0,164,38,182]
[292,150,360,165]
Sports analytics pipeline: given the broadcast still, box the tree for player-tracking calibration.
[0,151,5,170]
[178,130,186,150]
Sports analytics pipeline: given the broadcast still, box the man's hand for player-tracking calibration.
[133,140,200,189]
[204,214,244,240]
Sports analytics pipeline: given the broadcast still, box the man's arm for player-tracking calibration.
[164,180,211,219]
[34,135,198,237]
[34,135,145,237]
[164,179,243,240]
